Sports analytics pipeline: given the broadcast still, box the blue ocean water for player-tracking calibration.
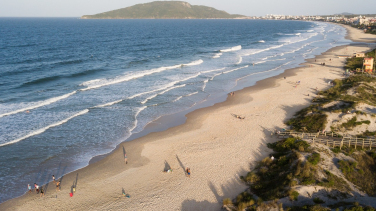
[0,18,349,203]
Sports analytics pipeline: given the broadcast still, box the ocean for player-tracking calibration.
[0,18,349,203]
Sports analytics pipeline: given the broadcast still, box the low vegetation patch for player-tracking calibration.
[307,153,321,165]
[338,151,376,196]
[313,197,325,204]
[341,117,370,129]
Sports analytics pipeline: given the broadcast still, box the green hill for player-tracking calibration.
[81,1,246,19]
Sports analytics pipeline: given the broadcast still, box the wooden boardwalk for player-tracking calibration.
[275,131,375,150]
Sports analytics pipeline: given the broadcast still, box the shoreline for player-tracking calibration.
[2,23,376,210]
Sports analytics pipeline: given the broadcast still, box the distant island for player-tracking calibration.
[81,1,246,19]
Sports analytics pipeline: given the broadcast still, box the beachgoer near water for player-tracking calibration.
[56,181,60,191]
[186,167,191,178]
[40,187,44,197]
[52,175,56,183]
[28,184,31,193]
[35,184,39,194]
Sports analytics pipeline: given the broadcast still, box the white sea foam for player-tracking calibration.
[183,59,204,66]
[212,53,222,58]
[133,73,200,101]
[128,106,147,133]
[0,109,89,147]
[220,45,242,52]
[202,79,209,91]
[185,91,198,97]
[201,67,225,74]
[80,60,203,92]
[0,91,77,118]
[141,84,186,104]
[236,56,243,65]
[243,44,284,56]
[258,40,265,43]
[93,99,123,108]
[80,79,101,87]
[172,96,182,102]
[254,61,266,65]
[223,65,249,74]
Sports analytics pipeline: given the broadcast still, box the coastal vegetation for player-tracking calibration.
[225,50,376,210]
[81,1,245,19]
[287,72,376,133]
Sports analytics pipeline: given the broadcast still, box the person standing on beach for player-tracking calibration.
[40,187,44,197]
[28,184,31,193]
[124,153,128,164]
[52,175,55,183]
[56,181,60,191]
[186,167,191,178]
[35,184,39,194]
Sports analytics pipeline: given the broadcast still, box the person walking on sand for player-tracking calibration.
[40,187,44,197]
[35,184,39,194]
[186,167,191,178]
[52,175,56,183]
[124,153,128,164]
[56,181,60,191]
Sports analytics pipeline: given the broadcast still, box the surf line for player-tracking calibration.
[0,109,89,148]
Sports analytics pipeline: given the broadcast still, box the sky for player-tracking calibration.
[1,0,376,17]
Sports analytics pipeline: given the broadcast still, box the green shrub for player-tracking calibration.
[331,147,341,153]
[313,197,325,204]
[289,190,299,201]
[308,153,321,165]
[267,138,310,152]
[223,198,233,206]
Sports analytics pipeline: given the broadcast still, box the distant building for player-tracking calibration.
[364,58,374,72]
[356,52,366,57]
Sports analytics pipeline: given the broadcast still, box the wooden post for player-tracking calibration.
[355,137,357,149]
[340,138,344,150]
[349,138,351,147]
[333,140,335,148]
[370,141,373,150]
[313,138,315,144]
[332,132,334,137]
[362,140,365,149]
[327,139,329,146]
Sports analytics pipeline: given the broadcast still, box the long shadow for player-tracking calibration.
[176,155,185,173]
[164,160,171,172]
[123,146,126,158]
[58,166,67,191]
[71,173,79,193]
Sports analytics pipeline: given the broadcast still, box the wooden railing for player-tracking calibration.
[274,131,375,149]
[312,137,375,150]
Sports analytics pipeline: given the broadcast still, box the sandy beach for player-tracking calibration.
[1,23,376,211]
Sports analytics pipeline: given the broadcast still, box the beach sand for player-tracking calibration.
[1,24,376,211]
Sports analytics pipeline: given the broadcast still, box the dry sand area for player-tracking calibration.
[1,24,376,211]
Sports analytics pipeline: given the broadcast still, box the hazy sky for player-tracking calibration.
[1,0,376,17]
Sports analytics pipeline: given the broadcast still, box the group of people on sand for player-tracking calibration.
[230,92,235,96]
[27,175,61,197]
[28,183,44,197]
